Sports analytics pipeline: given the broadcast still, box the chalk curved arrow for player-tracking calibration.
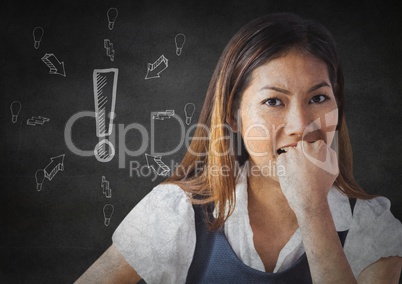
[41,53,66,77]
[44,154,65,181]
[145,153,170,176]
[145,55,168,79]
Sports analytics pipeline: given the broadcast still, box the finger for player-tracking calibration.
[328,146,339,176]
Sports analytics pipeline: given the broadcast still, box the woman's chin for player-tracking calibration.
[247,158,283,183]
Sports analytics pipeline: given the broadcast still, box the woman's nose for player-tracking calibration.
[284,105,310,137]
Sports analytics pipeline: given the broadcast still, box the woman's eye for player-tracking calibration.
[309,94,329,104]
[264,98,283,107]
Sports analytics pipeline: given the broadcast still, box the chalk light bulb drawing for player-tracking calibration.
[33,27,44,49]
[184,103,195,125]
[107,8,118,30]
[10,101,21,123]
[35,169,45,191]
[174,33,186,56]
[103,204,114,226]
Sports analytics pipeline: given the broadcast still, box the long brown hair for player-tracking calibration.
[165,12,373,230]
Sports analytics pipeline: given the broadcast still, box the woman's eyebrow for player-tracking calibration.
[307,81,331,93]
[259,85,291,94]
[258,81,331,95]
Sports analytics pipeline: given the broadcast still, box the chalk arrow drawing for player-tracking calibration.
[44,154,65,181]
[145,55,168,79]
[145,153,170,176]
[41,53,66,77]
[27,116,50,126]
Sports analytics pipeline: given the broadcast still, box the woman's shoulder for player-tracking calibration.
[351,195,402,238]
[122,182,193,222]
[354,195,399,224]
[147,182,190,202]
[112,182,197,283]
[345,195,402,277]
[338,196,402,277]
[351,195,402,244]
[148,182,195,212]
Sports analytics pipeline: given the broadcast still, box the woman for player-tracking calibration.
[76,13,402,283]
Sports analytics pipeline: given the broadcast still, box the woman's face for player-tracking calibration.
[237,49,338,181]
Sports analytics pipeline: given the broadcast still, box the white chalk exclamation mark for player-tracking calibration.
[93,68,118,162]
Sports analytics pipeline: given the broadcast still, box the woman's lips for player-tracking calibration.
[276,140,326,155]
[277,146,296,155]
[276,144,297,155]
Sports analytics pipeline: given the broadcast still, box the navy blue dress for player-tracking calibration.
[185,199,355,284]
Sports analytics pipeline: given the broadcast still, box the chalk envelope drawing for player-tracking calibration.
[145,153,170,176]
[33,27,44,49]
[152,110,175,120]
[27,116,50,126]
[93,68,118,163]
[174,33,186,56]
[103,204,114,226]
[10,101,21,123]
[107,8,118,30]
[104,39,115,61]
[101,176,112,198]
[35,154,65,191]
[145,55,168,79]
[41,53,66,77]
[184,103,195,125]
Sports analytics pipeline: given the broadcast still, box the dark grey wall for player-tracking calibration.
[2,0,401,283]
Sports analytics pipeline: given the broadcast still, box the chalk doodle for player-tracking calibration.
[35,154,65,191]
[145,153,170,176]
[10,101,21,123]
[41,53,66,77]
[174,33,186,56]
[145,55,168,79]
[35,169,45,191]
[27,116,50,126]
[107,8,118,30]
[103,204,114,226]
[101,176,112,198]
[104,39,115,61]
[152,110,175,120]
[33,27,44,49]
[184,103,195,125]
[93,68,118,162]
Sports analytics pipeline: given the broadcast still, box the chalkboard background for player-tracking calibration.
[2,0,401,283]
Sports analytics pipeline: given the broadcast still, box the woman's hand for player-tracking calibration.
[276,139,339,214]
[276,140,359,283]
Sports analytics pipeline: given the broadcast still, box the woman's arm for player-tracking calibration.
[357,256,402,284]
[277,140,356,283]
[296,198,357,283]
[296,203,402,283]
[75,244,142,284]
[278,140,402,283]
